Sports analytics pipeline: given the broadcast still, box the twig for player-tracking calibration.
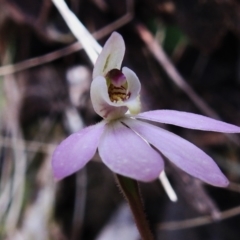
[158,205,240,230]
[227,182,240,193]
[158,182,240,230]
[0,135,57,153]
[135,23,240,145]
[135,23,218,119]
[0,10,133,77]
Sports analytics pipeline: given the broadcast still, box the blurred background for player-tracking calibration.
[0,0,240,239]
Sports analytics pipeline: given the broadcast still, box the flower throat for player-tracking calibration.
[106,69,130,103]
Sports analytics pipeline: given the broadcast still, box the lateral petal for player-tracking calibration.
[122,67,141,100]
[136,110,240,133]
[122,67,141,115]
[98,121,164,182]
[52,121,106,180]
[123,118,229,187]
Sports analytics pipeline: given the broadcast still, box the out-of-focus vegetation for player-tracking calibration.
[0,0,240,239]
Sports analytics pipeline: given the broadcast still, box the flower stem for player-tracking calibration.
[115,174,154,240]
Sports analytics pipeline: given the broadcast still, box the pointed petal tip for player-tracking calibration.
[53,175,62,182]
[51,147,76,181]
[197,169,229,188]
[221,179,229,188]
[52,163,67,181]
[209,175,229,188]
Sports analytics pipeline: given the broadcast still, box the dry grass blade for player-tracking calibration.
[9,149,57,240]
[52,0,101,63]
[1,68,26,236]
[0,2,133,77]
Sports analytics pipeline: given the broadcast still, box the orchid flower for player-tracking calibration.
[52,32,240,187]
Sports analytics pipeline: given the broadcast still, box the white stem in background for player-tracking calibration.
[52,0,102,64]
[159,171,178,202]
[130,126,178,202]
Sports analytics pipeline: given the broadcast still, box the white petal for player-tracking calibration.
[122,67,141,115]
[122,67,142,115]
[122,67,141,100]
[93,32,125,78]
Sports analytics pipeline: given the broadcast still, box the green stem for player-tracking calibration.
[115,174,154,240]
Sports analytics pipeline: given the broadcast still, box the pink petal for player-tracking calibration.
[98,121,164,182]
[90,76,128,119]
[123,118,229,187]
[52,121,106,180]
[136,110,240,133]
[93,32,125,78]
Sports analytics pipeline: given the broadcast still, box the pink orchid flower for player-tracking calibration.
[52,32,240,187]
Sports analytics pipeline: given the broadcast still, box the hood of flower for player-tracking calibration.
[90,32,141,121]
